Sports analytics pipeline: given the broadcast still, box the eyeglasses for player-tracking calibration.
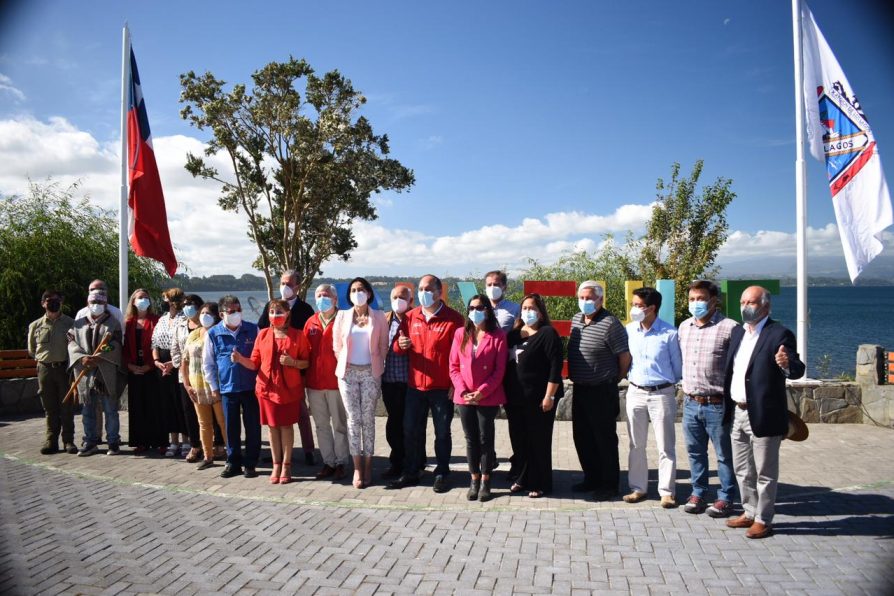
[468,305,486,312]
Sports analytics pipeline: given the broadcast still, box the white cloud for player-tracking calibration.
[2,115,874,281]
[0,73,25,101]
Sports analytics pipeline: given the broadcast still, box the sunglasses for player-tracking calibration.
[468,305,487,312]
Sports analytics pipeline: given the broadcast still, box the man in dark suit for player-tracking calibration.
[723,286,805,539]
[257,269,316,465]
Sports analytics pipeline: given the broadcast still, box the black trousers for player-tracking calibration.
[517,400,557,493]
[381,381,407,470]
[504,402,525,472]
[178,383,201,447]
[458,405,499,475]
[571,382,620,493]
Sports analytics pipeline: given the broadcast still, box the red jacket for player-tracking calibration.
[250,327,310,404]
[393,303,465,391]
[303,312,339,390]
[123,315,158,366]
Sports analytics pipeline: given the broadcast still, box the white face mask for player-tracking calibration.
[391,297,408,314]
[485,285,503,301]
[280,284,295,300]
[223,312,242,327]
[630,306,647,323]
[350,290,368,306]
[200,313,215,328]
[88,303,106,316]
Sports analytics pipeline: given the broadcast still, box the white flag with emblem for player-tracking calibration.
[801,2,893,281]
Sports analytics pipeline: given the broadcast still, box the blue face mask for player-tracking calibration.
[183,304,198,319]
[578,299,596,315]
[521,309,539,326]
[418,290,435,308]
[468,309,485,326]
[135,297,150,312]
[315,296,333,312]
[688,300,710,320]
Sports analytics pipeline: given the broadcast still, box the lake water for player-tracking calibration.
[197,286,893,378]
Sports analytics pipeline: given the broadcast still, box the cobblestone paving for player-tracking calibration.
[1,414,893,594]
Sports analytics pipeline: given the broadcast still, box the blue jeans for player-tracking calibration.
[222,390,261,468]
[403,388,453,476]
[81,391,120,446]
[682,397,736,502]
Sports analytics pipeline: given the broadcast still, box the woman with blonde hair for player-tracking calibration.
[123,288,165,453]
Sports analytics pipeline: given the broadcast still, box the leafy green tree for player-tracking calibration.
[0,180,168,349]
[179,57,415,299]
[638,160,735,323]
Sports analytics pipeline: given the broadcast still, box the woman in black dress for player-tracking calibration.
[505,293,564,498]
[124,289,165,452]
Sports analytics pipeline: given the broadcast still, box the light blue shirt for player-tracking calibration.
[492,299,520,334]
[626,317,683,386]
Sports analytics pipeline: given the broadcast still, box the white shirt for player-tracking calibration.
[76,304,124,329]
[348,323,372,365]
[730,316,769,404]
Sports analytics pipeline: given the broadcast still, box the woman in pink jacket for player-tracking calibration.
[449,294,507,502]
[333,277,389,489]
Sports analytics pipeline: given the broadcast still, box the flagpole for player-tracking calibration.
[792,0,808,369]
[119,24,130,311]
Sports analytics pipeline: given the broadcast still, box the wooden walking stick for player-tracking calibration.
[63,332,112,404]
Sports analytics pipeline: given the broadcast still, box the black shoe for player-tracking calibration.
[244,466,258,478]
[64,443,79,455]
[382,465,402,480]
[40,442,59,455]
[572,481,596,493]
[591,489,619,502]
[78,444,99,457]
[304,451,315,466]
[432,474,449,494]
[197,460,214,471]
[106,443,121,456]
[467,479,481,501]
[220,464,243,478]
[386,475,419,490]
[478,479,492,502]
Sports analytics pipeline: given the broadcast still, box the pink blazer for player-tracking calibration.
[333,308,388,379]
[449,326,507,406]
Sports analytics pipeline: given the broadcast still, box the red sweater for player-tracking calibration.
[123,315,158,366]
[393,303,465,391]
[303,312,339,390]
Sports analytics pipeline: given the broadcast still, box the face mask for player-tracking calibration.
[160,301,170,313]
[391,298,408,314]
[270,313,288,327]
[521,309,539,326]
[630,306,647,323]
[46,299,61,313]
[579,299,596,315]
[418,290,435,308]
[135,297,151,312]
[280,284,295,300]
[350,290,368,306]
[688,300,710,320]
[88,303,106,316]
[485,285,503,301]
[223,312,242,327]
[468,309,485,326]
[183,304,198,319]
[741,305,762,324]
[315,296,333,312]
[200,313,215,328]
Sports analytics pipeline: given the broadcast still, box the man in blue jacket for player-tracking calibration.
[723,286,805,539]
[203,295,260,478]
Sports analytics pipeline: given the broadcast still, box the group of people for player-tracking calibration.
[28,270,803,538]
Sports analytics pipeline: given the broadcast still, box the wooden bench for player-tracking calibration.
[0,350,38,379]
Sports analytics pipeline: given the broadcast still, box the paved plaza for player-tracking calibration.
[1,412,893,595]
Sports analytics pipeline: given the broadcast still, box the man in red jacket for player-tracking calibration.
[387,274,464,493]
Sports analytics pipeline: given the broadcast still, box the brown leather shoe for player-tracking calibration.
[745,521,773,539]
[315,464,335,479]
[660,495,677,509]
[333,464,346,480]
[622,491,647,503]
[726,513,755,528]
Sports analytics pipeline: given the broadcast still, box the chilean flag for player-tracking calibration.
[127,47,177,277]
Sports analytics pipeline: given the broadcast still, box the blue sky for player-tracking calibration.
[1,0,892,278]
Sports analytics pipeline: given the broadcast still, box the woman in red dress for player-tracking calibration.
[233,300,310,484]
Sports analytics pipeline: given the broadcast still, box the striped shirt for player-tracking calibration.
[567,309,629,385]
[678,310,738,396]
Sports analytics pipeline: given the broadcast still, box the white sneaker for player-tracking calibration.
[164,443,179,457]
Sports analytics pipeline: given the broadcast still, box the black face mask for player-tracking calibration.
[46,299,61,313]
[160,301,170,313]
